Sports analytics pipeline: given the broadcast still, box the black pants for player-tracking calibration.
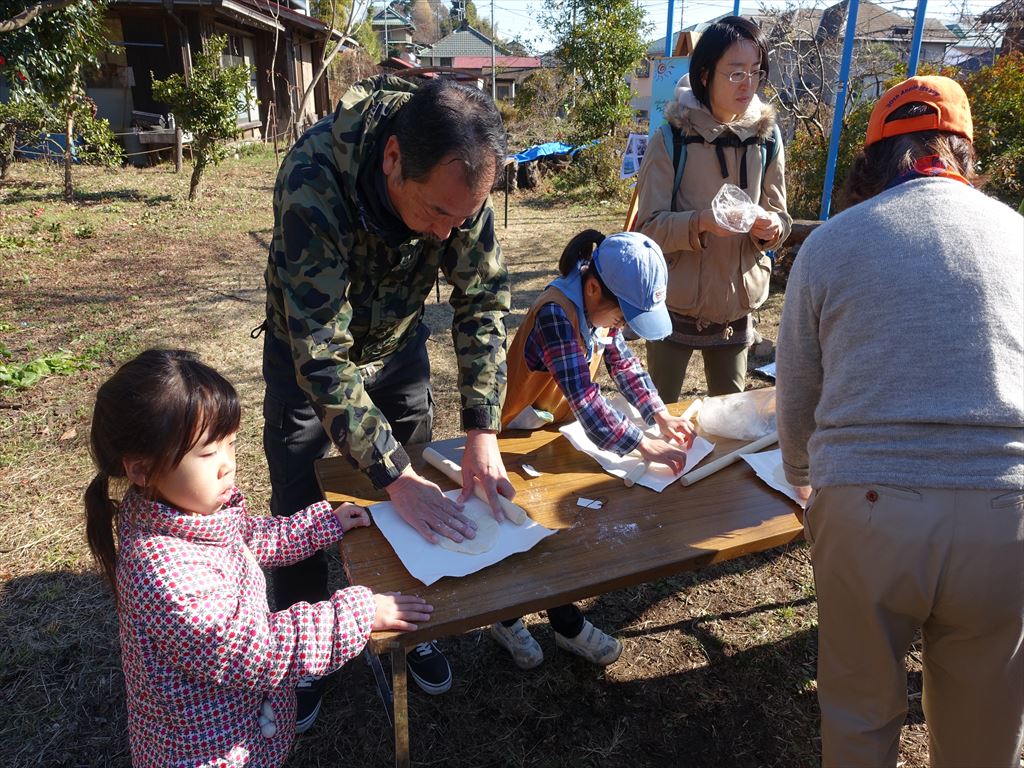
[503,604,585,638]
[262,323,433,608]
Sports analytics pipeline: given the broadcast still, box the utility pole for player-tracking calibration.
[490,0,496,101]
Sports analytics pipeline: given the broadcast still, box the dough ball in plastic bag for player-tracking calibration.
[711,183,766,233]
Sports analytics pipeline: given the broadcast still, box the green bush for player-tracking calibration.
[0,97,47,179]
[782,101,872,219]
[549,138,630,204]
[965,52,1024,206]
[152,34,253,201]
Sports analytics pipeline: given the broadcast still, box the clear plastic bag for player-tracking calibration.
[697,389,776,440]
[711,183,767,233]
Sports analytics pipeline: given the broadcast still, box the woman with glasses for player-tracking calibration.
[634,16,791,400]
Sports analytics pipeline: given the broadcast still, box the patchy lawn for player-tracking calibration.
[0,149,935,767]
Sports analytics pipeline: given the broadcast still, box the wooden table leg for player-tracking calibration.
[391,646,410,768]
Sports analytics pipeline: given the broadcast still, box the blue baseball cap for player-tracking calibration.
[592,232,672,341]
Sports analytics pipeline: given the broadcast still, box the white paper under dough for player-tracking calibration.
[740,448,807,509]
[369,491,557,586]
[436,505,500,555]
[559,420,715,492]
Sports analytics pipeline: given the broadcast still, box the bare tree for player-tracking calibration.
[760,1,899,141]
[291,0,371,141]
[410,0,440,44]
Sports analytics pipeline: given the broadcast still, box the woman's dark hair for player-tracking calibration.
[689,16,770,111]
[843,102,977,207]
[558,229,616,301]
[85,349,241,590]
[393,77,508,192]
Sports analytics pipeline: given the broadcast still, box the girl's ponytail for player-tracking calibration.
[85,472,119,591]
[558,229,606,276]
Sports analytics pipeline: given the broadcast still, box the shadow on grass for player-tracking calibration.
[2,185,175,207]
[0,569,130,767]
[1,550,824,768]
[283,545,825,768]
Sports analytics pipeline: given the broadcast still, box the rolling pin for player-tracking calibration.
[422,446,529,525]
[623,398,703,488]
[680,430,778,486]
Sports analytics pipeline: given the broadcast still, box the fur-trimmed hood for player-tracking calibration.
[663,73,777,142]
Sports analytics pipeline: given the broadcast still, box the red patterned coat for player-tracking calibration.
[116,489,374,767]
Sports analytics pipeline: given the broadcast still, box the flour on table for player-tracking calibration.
[437,505,500,555]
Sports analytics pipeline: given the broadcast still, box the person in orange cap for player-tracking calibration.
[777,75,1024,767]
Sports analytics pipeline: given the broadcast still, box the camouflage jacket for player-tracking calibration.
[264,76,510,489]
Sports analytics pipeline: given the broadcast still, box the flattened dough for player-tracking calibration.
[437,505,500,555]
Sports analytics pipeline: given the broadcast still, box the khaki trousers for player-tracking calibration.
[804,485,1024,768]
[645,339,748,402]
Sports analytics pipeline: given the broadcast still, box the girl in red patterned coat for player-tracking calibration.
[84,348,432,767]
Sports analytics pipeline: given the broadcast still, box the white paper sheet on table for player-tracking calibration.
[558,420,716,492]
[741,448,807,509]
[368,491,556,586]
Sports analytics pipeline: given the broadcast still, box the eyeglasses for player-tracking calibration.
[719,69,767,85]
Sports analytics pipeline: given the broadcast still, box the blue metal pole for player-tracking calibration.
[665,0,675,57]
[733,0,741,16]
[819,0,861,220]
[906,0,928,76]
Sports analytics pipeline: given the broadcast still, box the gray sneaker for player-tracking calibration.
[554,619,623,666]
[489,619,544,669]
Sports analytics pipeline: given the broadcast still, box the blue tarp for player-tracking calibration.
[511,140,598,164]
[15,133,80,162]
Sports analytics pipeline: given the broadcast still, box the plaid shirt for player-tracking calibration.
[525,302,666,455]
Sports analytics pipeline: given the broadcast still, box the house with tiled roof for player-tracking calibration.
[370,6,417,58]
[418,21,542,101]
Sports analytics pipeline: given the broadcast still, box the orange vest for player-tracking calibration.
[501,286,605,429]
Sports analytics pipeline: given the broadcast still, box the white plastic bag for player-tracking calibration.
[697,389,776,440]
[711,183,767,233]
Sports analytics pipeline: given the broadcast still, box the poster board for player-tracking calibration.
[647,56,691,141]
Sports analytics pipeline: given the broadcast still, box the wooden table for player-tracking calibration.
[315,398,803,767]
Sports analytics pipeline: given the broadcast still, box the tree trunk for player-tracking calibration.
[0,133,14,181]
[188,157,205,201]
[63,109,74,202]
[290,37,346,141]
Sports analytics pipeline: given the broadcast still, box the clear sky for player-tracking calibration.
[476,0,1004,53]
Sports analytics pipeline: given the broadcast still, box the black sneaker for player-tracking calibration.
[406,642,453,695]
[295,675,326,733]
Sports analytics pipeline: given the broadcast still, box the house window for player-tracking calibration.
[219,30,258,126]
[441,57,453,67]
[635,59,651,79]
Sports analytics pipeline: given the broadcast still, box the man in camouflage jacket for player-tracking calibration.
[261,75,514,703]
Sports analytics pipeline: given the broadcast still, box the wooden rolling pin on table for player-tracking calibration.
[422,446,529,525]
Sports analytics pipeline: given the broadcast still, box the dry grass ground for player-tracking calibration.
[0,149,938,768]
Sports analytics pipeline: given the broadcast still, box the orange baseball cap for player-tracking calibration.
[865,75,973,147]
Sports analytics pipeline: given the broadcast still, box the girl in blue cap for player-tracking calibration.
[491,229,695,670]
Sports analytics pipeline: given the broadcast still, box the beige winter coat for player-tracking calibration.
[635,76,791,327]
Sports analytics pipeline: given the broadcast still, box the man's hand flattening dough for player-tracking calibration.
[459,429,516,522]
[387,466,477,544]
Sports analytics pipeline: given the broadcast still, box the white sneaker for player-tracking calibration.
[554,619,623,666]
[489,619,544,669]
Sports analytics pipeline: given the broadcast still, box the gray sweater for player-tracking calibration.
[777,177,1024,490]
